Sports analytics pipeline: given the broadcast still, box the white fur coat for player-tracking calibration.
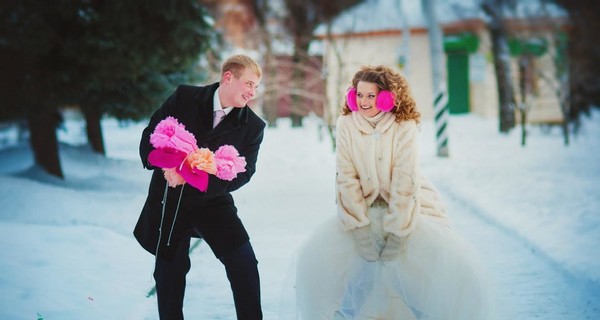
[335,112,447,237]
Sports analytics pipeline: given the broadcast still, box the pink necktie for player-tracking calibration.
[213,110,226,128]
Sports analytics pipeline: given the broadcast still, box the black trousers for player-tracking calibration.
[153,236,262,320]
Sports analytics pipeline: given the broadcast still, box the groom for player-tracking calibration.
[134,54,265,319]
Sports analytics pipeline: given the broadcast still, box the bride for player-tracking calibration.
[293,65,496,319]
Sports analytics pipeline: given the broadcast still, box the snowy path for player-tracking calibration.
[128,175,600,320]
[123,119,600,319]
[4,116,596,319]
[437,181,600,319]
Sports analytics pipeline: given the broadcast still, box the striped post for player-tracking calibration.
[423,0,450,158]
[433,90,449,157]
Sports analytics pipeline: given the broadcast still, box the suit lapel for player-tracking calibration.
[193,83,218,142]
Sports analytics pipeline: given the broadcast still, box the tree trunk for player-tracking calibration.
[251,1,279,128]
[261,32,279,128]
[326,21,347,151]
[558,83,571,146]
[518,55,529,146]
[83,108,106,155]
[482,0,516,133]
[27,110,63,178]
[490,30,516,132]
[290,50,305,128]
[553,0,600,126]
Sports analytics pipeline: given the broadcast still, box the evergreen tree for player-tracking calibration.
[0,0,81,177]
[72,0,212,154]
[0,0,213,177]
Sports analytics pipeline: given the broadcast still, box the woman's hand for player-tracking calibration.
[351,226,380,262]
[379,234,405,261]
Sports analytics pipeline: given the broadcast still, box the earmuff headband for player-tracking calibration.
[346,87,395,112]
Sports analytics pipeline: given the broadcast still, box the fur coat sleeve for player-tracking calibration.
[335,115,370,229]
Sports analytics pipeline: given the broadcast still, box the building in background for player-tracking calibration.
[315,0,568,124]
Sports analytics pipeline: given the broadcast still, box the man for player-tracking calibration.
[134,54,265,320]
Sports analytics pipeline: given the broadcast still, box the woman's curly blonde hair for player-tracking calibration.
[342,65,420,123]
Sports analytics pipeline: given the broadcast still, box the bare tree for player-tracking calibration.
[517,53,534,146]
[260,54,327,122]
[282,0,366,127]
[507,2,571,146]
[548,0,600,130]
[481,0,517,133]
[322,21,353,150]
[248,0,279,126]
[532,34,571,145]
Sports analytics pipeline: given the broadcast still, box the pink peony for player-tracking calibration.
[148,119,248,191]
[162,168,186,187]
[187,148,217,175]
[150,116,197,154]
[214,145,246,181]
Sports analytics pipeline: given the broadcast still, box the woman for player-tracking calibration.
[294,66,496,319]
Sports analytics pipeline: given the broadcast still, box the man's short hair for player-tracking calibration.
[221,54,262,79]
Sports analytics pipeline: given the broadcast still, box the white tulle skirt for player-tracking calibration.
[292,206,497,320]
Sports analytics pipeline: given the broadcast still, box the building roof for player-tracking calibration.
[314,0,566,37]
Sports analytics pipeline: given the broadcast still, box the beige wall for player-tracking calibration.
[469,29,499,118]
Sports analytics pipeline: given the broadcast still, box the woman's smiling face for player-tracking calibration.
[356,81,381,118]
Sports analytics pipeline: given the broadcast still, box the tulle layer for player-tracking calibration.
[293,207,496,320]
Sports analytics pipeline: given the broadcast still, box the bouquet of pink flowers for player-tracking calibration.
[147,116,246,191]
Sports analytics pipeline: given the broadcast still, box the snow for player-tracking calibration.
[0,110,599,319]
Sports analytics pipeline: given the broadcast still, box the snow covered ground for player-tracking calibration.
[0,110,599,319]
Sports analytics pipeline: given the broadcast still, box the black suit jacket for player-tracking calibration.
[134,82,266,259]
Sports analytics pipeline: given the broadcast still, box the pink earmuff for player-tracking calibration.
[346,88,358,111]
[376,90,395,112]
[346,87,395,112]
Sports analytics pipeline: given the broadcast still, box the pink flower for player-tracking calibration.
[150,116,197,154]
[214,145,246,181]
[148,118,247,191]
[162,168,186,187]
[186,148,217,175]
